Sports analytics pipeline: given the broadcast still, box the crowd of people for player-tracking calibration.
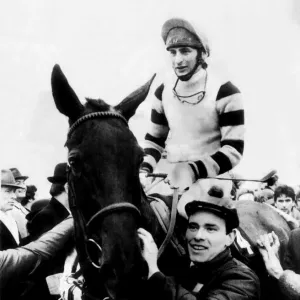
[1,163,300,299]
[0,164,73,299]
[1,16,300,300]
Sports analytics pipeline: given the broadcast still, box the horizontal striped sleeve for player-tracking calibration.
[151,109,168,126]
[216,93,243,113]
[194,160,208,178]
[221,139,244,155]
[154,84,164,100]
[211,151,233,174]
[140,162,153,173]
[144,147,161,162]
[191,82,244,179]
[216,81,240,101]
[140,83,169,173]
[216,81,244,171]
[219,110,244,127]
[145,133,166,149]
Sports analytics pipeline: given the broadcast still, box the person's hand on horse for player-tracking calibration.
[258,231,280,257]
[164,162,196,191]
[257,232,283,279]
[137,228,159,279]
[139,171,153,190]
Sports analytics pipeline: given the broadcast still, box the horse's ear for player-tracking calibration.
[51,64,84,120]
[115,74,156,120]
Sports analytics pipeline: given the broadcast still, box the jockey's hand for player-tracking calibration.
[137,228,159,279]
[164,162,196,191]
[257,232,283,279]
[139,171,153,190]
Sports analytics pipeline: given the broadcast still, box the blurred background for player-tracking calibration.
[1,0,300,197]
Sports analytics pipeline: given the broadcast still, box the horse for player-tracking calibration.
[51,64,291,300]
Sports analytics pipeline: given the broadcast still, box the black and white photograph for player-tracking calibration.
[1,1,300,299]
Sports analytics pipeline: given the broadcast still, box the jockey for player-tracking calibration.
[140,18,245,217]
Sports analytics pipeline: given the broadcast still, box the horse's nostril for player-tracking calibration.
[86,238,103,269]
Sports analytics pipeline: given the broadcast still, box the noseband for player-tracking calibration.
[67,111,141,269]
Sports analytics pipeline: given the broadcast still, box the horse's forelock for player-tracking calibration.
[85,98,113,113]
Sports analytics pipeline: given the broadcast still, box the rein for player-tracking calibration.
[87,203,141,228]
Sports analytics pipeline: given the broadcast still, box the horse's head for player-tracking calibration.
[51,64,155,299]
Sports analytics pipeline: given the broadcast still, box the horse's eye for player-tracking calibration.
[69,157,80,168]
[68,151,82,172]
[68,158,76,166]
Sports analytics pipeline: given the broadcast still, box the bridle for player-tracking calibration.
[68,111,128,139]
[67,111,141,269]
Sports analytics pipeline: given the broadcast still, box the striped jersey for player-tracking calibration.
[140,68,244,180]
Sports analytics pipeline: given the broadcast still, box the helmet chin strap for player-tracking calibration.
[176,57,203,82]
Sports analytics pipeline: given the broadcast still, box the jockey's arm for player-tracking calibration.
[188,82,244,180]
[0,216,74,288]
[141,83,169,174]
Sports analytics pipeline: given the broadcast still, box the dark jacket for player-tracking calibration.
[26,197,70,240]
[284,228,300,273]
[278,228,300,299]
[0,220,19,250]
[23,197,71,300]
[145,249,260,300]
[0,217,74,300]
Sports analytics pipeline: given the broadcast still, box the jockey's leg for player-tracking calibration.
[177,173,233,218]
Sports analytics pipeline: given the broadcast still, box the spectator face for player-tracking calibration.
[275,194,294,214]
[168,46,198,78]
[0,187,16,212]
[15,179,26,199]
[186,211,234,263]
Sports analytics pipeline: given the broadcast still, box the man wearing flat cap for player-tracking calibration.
[138,187,259,300]
[9,168,29,238]
[140,18,245,218]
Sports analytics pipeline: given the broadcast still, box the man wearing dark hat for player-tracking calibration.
[10,167,28,202]
[24,163,71,300]
[0,169,22,250]
[26,162,70,240]
[138,187,259,300]
[139,18,245,218]
[9,167,29,239]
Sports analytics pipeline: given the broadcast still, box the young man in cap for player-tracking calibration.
[9,167,29,238]
[0,169,22,250]
[138,187,260,300]
[139,18,244,218]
